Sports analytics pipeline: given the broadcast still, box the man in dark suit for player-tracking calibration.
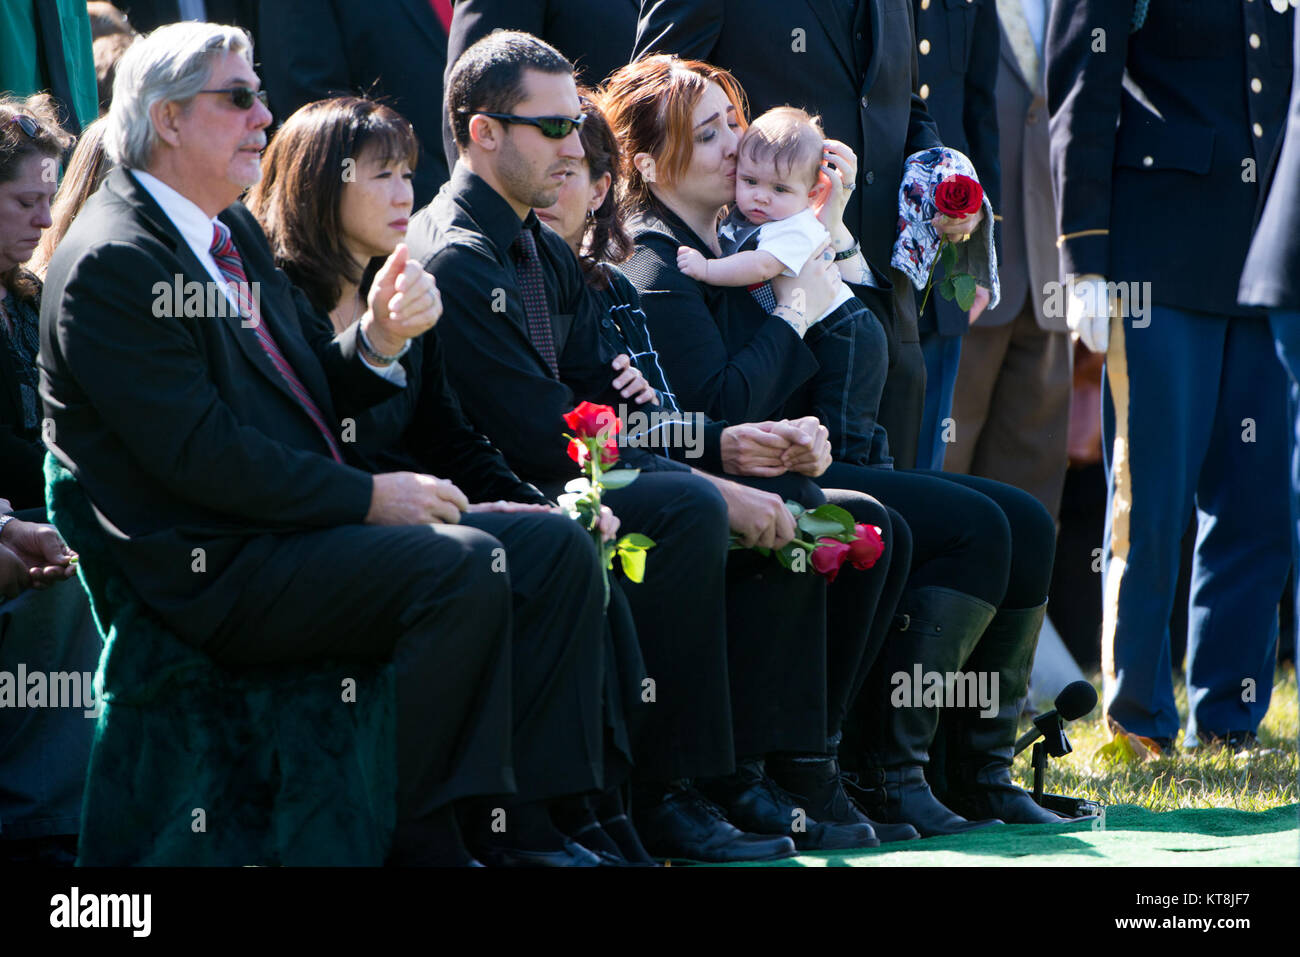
[945,0,1070,519]
[634,0,984,470]
[1048,0,1293,750]
[440,0,642,171]
[38,22,613,866]
[912,0,1000,470]
[258,0,452,207]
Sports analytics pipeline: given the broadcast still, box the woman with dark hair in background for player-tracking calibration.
[31,117,113,280]
[247,96,654,866]
[601,56,1066,833]
[0,93,101,866]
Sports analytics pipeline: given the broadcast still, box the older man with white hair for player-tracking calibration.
[37,21,612,867]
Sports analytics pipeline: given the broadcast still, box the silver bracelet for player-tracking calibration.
[358,326,410,364]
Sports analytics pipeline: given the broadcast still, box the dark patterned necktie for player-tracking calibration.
[511,227,560,377]
[210,222,344,462]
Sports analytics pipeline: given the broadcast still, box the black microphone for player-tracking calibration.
[1013,680,1098,755]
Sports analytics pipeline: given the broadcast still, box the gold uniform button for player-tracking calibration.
[919,38,931,55]
[921,0,930,9]
[1250,33,1261,49]
[920,84,930,99]
[1253,122,1264,138]
[1251,78,1262,93]
[1142,155,1154,167]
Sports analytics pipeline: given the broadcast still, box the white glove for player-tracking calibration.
[1066,276,1112,354]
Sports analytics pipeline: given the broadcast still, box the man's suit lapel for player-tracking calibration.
[861,0,884,96]
[396,0,444,48]
[806,0,863,89]
[112,170,319,416]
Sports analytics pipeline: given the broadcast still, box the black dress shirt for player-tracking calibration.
[404,165,700,490]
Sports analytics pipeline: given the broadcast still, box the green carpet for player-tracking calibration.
[717,805,1300,866]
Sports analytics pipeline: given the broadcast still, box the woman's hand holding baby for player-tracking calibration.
[816,139,859,247]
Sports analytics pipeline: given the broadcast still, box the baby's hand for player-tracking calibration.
[677,246,709,281]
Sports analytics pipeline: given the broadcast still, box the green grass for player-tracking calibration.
[1011,667,1299,812]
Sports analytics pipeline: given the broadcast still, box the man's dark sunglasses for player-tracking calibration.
[197,87,270,110]
[467,111,585,139]
[10,114,40,138]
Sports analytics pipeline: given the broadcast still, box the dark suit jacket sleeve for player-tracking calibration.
[258,0,351,130]
[286,281,404,421]
[53,241,374,526]
[966,0,1002,212]
[426,245,686,486]
[1046,0,1131,279]
[626,232,820,424]
[407,329,550,504]
[904,2,945,157]
[441,0,549,171]
[633,0,724,61]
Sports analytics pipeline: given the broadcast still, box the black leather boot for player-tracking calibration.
[944,603,1071,824]
[855,586,1004,837]
[700,759,881,850]
[768,735,919,843]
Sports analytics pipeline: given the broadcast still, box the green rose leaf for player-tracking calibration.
[618,544,647,583]
[953,273,977,311]
[619,532,656,550]
[598,468,641,490]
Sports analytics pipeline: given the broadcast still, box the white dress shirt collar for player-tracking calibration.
[129,168,228,289]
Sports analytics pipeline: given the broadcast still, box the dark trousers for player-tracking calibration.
[205,512,607,842]
[601,472,735,781]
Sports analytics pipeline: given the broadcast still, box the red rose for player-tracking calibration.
[599,438,620,467]
[563,401,620,441]
[810,537,852,582]
[933,174,983,218]
[846,523,884,570]
[567,438,590,467]
[567,435,621,468]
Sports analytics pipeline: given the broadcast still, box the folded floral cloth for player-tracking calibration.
[891,146,1000,311]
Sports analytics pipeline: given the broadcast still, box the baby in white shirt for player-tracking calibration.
[677,106,870,331]
[676,106,892,467]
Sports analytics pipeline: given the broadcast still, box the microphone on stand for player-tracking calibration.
[1014,680,1098,756]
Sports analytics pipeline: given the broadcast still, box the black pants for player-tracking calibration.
[206,512,606,835]
[820,462,1056,608]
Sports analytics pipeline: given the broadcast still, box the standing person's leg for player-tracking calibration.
[963,311,1073,519]
[1185,316,1291,746]
[918,330,963,471]
[1270,310,1300,742]
[945,315,1016,479]
[880,340,926,471]
[208,522,517,866]
[1100,307,1224,745]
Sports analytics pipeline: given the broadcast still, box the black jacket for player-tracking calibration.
[622,199,821,425]
[404,166,698,493]
[440,0,642,171]
[38,167,398,645]
[258,0,450,208]
[635,0,944,352]
[1047,0,1293,318]
[1240,13,1300,312]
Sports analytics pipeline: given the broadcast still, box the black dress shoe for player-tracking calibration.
[633,782,796,863]
[475,839,604,868]
[1192,731,1263,753]
[701,760,880,851]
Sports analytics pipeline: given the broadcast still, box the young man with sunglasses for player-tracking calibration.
[407,29,892,862]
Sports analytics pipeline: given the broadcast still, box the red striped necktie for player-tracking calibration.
[209,221,344,463]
